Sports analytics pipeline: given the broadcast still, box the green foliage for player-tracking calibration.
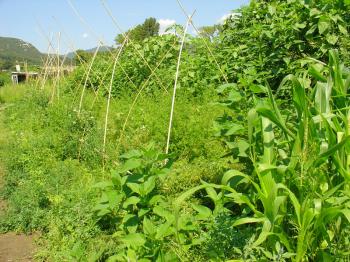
[0,72,10,87]
[94,148,179,260]
[0,82,225,260]
[70,33,225,96]
[198,25,221,41]
[220,0,350,88]
[74,49,93,65]
[115,17,160,44]
[2,1,350,261]
[200,50,350,260]
[0,36,44,69]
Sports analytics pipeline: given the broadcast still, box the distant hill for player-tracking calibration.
[66,45,112,59]
[0,37,44,70]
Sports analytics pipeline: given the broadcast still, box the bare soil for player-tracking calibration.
[0,233,37,262]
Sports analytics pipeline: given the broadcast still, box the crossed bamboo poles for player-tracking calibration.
[39,0,230,165]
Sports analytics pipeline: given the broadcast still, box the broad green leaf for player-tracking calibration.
[309,65,327,82]
[143,176,156,196]
[257,106,295,139]
[249,84,267,94]
[192,204,212,220]
[216,83,236,94]
[120,150,142,159]
[252,220,272,247]
[123,196,140,208]
[149,195,164,206]
[341,209,350,223]
[153,206,174,222]
[225,123,244,136]
[233,217,266,227]
[233,139,250,157]
[248,108,258,144]
[313,136,350,168]
[221,169,247,185]
[127,183,141,195]
[138,208,150,217]
[92,181,113,189]
[318,16,330,35]
[119,159,142,173]
[262,117,274,165]
[326,34,338,45]
[120,233,146,248]
[143,217,156,236]
[106,190,122,208]
[205,187,218,201]
[174,184,207,207]
[338,24,348,35]
[156,222,174,239]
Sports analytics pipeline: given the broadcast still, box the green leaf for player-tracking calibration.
[120,233,146,248]
[106,190,122,208]
[257,106,295,139]
[233,217,266,227]
[309,65,327,82]
[205,187,218,201]
[123,196,140,208]
[227,89,243,103]
[93,203,110,217]
[216,83,236,94]
[192,204,212,220]
[222,170,247,185]
[111,173,123,188]
[234,139,250,157]
[318,16,331,35]
[249,84,267,94]
[120,150,142,159]
[143,176,156,195]
[338,24,348,35]
[174,184,207,207]
[138,208,150,217]
[119,159,142,173]
[326,34,338,45]
[92,181,114,189]
[252,220,272,247]
[143,217,156,236]
[153,206,174,222]
[313,136,350,168]
[127,183,141,195]
[156,222,174,239]
[341,209,350,223]
[225,123,244,136]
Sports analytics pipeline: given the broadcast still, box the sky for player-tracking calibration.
[0,0,249,54]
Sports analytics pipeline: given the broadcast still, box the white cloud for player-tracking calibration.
[158,19,176,35]
[82,33,89,39]
[218,12,241,24]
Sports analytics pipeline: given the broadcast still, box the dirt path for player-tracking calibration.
[0,233,36,262]
[0,105,37,262]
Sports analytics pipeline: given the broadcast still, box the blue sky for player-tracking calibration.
[0,0,249,54]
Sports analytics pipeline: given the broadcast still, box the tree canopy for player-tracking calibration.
[115,17,160,45]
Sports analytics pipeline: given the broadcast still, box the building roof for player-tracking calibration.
[11,72,39,75]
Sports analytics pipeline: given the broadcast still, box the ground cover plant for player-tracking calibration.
[0,0,350,261]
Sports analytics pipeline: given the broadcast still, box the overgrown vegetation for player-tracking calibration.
[1,0,350,261]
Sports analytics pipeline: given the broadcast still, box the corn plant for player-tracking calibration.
[178,50,350,261]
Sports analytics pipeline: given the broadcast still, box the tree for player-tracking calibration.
[142,17,160,39]
[198,25,221,41]
[115,17,160,45]
[74,50,91,65]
